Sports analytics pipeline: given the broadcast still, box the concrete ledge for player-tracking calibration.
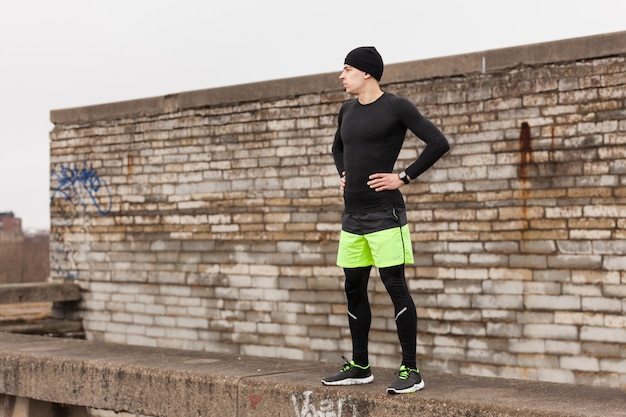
[0,285,83,338]
[1,333,624,417]
[0,283,81,304]
[0,317,84,336]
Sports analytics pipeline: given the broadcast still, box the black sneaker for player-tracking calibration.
[321,356,374,386]
[386,365,424,394]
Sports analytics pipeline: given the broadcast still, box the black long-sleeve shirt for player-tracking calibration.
[332,92,449,213]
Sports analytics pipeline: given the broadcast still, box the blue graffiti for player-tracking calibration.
[52,260,79,280]
[51,161,112,215]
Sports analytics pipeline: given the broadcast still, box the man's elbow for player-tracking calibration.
[437,135,450,155]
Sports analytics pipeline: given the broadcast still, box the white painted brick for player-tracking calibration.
[133,314,154,326]
[600,359,626,373]
[560,356,600,372]
[104,333,127,345]
[603,256,626,270]
[525,295,580,310]
[177,317,209,329]
[127,335,157,347]
[524,324,578,340]
[154,316,176,327]
[241,345,277,357]
[545,340,581,355]
[581,326,626,343]
[473,294,523,309]
[455,268,489,280]
[554,312,604,326]
[258,323,282,334]
[165,327,198,340]
[537,368,575,384]
[581,296,622,312]
[436,294,471,308]
[489,268,533,280]
[263,289,290,301]
[486,323,522,338]
[482,280,524,294]
[524,282,561,295]
[112,313,133,323]
[605,314,626,328]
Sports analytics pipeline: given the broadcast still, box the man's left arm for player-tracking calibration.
[398,99,450,180]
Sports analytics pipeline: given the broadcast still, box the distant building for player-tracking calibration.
[0,212,23,242]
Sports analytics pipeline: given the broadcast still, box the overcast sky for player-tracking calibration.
[1,0,625,231]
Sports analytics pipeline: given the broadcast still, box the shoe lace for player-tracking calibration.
[339,355,369,372]
[340,355,353,372]
[397,365,417,380]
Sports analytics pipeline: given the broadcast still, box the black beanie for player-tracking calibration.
[344,46,384,81]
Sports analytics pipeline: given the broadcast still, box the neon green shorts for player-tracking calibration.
[337,209,414,268]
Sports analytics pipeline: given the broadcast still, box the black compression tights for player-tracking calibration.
[344,264,417,369]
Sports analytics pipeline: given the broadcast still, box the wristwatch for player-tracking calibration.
[398,171,411,184]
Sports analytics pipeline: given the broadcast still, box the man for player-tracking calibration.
[321,46,449,394]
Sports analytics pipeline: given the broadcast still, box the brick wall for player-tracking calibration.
[49,32,626,388]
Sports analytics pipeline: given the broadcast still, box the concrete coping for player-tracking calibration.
[49,31,626,125]
[0,283,81,304]
[1,333,624,417]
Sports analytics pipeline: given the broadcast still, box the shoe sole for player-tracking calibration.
[321,375,374,386]
[386,380,425,394]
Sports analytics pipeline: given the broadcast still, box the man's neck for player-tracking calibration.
[357,86,384,105]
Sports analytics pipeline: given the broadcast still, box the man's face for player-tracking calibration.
[339,65,367,95]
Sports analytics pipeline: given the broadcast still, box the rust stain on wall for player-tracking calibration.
[518,122,532,225]
[127,154,135,176]
[550,126,556,162]
[519,122,532,179]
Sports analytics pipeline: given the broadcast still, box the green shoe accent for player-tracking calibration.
[387,365,424,394]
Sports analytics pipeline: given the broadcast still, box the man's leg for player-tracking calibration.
[344,266,372,367]
[379,264,417,369]
[321,266,374,386]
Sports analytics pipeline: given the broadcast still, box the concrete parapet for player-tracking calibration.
[0,283,81,304]
[49,31,626,124]
[0,283,83,337]
[0,333,624,417]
